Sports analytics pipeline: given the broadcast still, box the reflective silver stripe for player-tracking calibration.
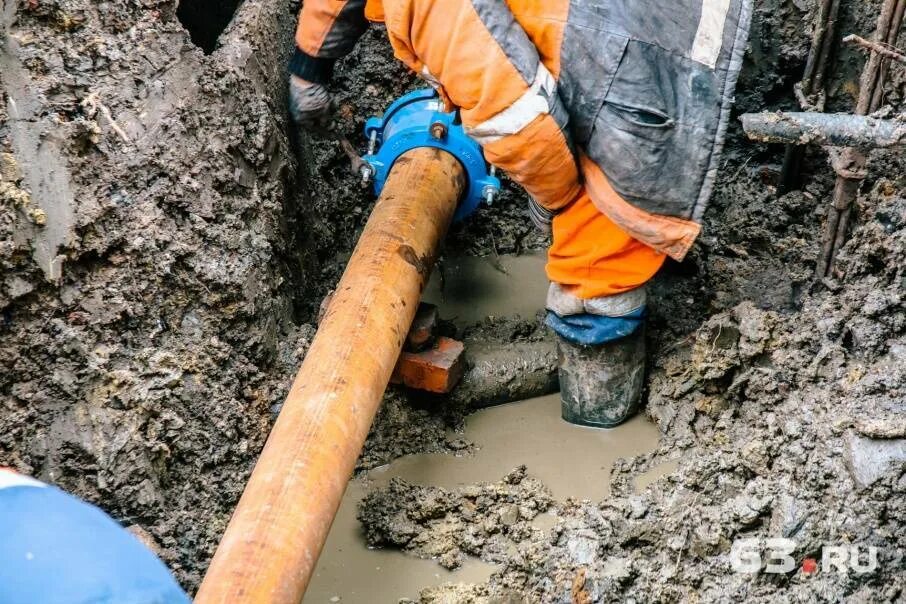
[466,63,556,144]
[547,282,647,318]
[0,469,45,490]
[693,0,753,221]
[690,0,732,68]
[469,0,538,84]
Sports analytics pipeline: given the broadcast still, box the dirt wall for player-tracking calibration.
[0,0,314,587]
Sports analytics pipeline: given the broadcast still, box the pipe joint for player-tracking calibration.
[362,89,501,222]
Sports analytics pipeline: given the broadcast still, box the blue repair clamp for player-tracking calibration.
[361,89,501,222]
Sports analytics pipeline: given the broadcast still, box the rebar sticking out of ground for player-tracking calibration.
[817,0,905,277]
[844,34,906,65]
[779,0,841,192]
[869,0,906,111]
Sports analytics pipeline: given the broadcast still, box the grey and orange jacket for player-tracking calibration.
[290,0,753,261]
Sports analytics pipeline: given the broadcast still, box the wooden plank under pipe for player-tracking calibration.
[194,146,466,603]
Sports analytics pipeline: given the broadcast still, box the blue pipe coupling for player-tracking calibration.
[361,89,501,222]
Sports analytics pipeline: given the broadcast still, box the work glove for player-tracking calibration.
[289,75,335,136]
[527,197,556,235]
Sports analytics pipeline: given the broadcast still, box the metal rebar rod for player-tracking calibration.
[780,0,841,193]
[844,34,906,65]
[856,0,901,115]
[819,0,903,277]
[870,0,906,110]
[194,146,465,604]
[815,174,861,277]
[741,111,906,147]
[812,0,843,94]
[801,0,836,94]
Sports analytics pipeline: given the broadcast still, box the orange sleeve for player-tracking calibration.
[295,0,368,58]
[291,1,370,84]
[382,0,581,211]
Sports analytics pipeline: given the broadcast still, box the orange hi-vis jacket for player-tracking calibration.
[291,0,753,298]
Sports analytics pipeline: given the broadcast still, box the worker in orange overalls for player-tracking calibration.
[289,0,753,428]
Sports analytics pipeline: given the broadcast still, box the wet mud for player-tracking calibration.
[308,394,663,602]
[1,0,905,601]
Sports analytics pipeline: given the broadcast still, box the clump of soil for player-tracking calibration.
[359,466,554,571]
[356,389,469,473]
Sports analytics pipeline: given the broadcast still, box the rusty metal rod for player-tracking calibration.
[857,0,902,115]
[780,0,841,193]
[741,111,906,147]
[819,0,904,276]
[871,0,906,110]
[194,147,465,603]
[803,0,840,95]
[844,33,906,64]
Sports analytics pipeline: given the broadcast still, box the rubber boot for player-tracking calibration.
[557,326,645,428]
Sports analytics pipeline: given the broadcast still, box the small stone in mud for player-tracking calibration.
[600,557,631,579]
[854,417,906,439]
[564,530,599,565]
[498,505,519,526]
[627,496,648,519]
[845,431,906,487]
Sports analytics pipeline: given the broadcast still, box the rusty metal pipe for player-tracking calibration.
[194,146,465,603]
[741,111,906,148]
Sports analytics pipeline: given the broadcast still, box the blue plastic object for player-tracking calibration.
[0,482,189,604]
[546,307,646,346]
[362,89,500,222]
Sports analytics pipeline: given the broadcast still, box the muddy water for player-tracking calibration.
[305,254,665,602]
[423,253,549,325]
[634,458,682,491]
[305,395,662,602]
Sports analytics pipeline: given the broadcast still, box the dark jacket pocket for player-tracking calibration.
[603,102,675,130]
[588,39,716,218]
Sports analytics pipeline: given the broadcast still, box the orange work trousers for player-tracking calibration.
[547,189,666,300]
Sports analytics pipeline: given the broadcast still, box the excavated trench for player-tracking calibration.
[306,254,677,602]
[177,0,246,54]
[1,0,905,602]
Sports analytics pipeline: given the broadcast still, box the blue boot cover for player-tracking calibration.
[546,306,646,346]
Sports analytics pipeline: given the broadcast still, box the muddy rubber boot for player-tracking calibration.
[557,326,645,428]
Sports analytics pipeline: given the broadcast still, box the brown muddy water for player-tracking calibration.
[423,253,550,325]
[305,255,669,602]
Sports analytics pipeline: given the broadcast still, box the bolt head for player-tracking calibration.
[482,185,497,205]
[430,121,448,140]
[360,164,375,185]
